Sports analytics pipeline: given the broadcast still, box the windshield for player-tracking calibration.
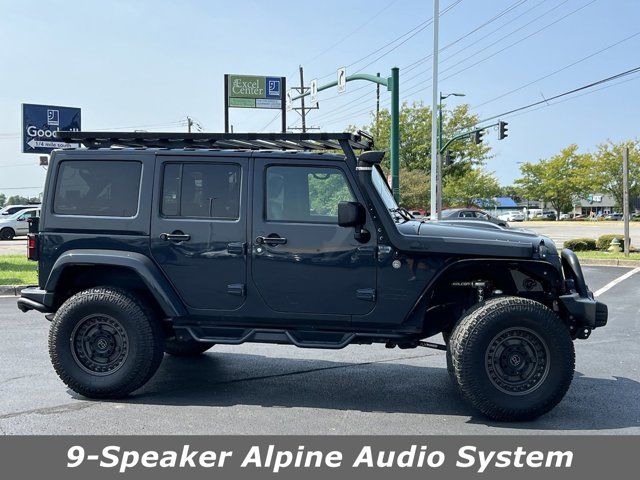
[371,166,398,211]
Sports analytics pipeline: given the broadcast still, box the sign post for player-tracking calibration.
[22,103,81,154]
[224,74,286,133]
[290,68,400,201]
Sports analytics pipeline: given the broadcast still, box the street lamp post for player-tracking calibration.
[436,92,465,218]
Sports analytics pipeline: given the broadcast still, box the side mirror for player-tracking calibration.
[338,201,366,227]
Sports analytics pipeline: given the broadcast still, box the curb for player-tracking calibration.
[577,258,640,267]
[0,285,27,296]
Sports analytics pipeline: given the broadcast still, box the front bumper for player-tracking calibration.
[558,249,608,333]
[17,286,54,313]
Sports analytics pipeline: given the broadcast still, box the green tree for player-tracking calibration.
[442,168,501,208]
[497,184,523,203]
[515,145,592,216]
[7,195,31,205]
[352,101,492,174]
[0,193,6,208]
[589,139,640,210]
[398,168,430,208]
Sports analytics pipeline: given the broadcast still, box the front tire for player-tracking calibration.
[49,287,164,399]
[449,296,574,421]
[164,338,214,356]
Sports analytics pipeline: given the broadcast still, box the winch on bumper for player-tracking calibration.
[558,248,608,339]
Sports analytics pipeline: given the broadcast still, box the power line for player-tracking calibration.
[304,0,401,65]
[396,0,599,102]
[398,0,582,99]
[315,0,462,81]
[352,0,464,74]
[472,29,640,110]
[476,65,640,123]
[438,0,597,81]
[312,0,545,124]
[402,0,533,74]
[493,73,640,122]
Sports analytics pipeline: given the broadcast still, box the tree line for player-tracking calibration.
[0,194,40,208]
[353,103,638,211]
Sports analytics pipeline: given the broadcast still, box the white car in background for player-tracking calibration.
[497,210,525,222]
[0,207,40,240]
[0,204,36,216]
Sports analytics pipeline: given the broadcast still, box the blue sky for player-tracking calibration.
[1,0,639,197]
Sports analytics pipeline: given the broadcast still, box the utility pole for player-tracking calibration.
[430,0,440,219]
[299,65,307,133]
[376,72,381,139]
[623,146,630,256]
[186,116,193,133]
[289,66,319,132]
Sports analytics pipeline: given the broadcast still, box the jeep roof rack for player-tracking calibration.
[54,131,374,153]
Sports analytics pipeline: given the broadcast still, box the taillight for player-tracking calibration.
[27,234,38,261]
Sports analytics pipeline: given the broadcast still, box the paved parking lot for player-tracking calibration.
[518,221,640,247]
[0,239,26,256]
[0,265,638,435]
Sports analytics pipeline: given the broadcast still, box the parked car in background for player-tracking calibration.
[0,207,40,239]
[497,210,525,222]
[604,213,623,221]
[0,204,38,216]
[438,208,509,227]
[534,211,557,220]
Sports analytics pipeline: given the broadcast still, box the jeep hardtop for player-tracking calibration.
[18,131,607,421]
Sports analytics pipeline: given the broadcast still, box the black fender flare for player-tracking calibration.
[45,249,186,318]
[403,257,565,331]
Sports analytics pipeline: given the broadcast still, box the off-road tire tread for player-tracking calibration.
[449,296,574,421]
[49,287,164,399]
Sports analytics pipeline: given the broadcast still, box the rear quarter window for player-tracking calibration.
[53,160,142,217]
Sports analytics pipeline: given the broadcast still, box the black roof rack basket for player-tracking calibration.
[55,131,374,153]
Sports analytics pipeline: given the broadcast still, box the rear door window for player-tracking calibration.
[54,161,142,217]
[161,163,241,219]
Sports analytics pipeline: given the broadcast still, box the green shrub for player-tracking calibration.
[564,238,597,251]
[596,234,626,250]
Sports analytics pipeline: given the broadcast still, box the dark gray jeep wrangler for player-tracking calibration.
[18,131,607,421]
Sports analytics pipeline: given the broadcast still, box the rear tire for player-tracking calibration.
[0,227,15,240]
[164,338,214,356]
[49,287,164,399]
[449,296,574,421]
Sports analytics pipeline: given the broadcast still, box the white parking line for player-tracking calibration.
[593,267,640,297]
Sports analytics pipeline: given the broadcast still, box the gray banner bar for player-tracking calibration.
[0,435,636,479]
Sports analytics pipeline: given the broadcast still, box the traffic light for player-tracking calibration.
[444,151,455,166]
[473,129,485,145]
[498,120,509,140]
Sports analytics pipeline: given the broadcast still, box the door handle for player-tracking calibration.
[160,232,191,242]
[255,235,287,246]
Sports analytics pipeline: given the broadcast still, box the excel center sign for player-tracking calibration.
[224,74,287,132]
[226,75,284,109]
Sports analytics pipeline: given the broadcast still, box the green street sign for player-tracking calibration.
[229,97,256,108]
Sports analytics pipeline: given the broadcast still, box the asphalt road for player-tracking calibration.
[0,266,638,435]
